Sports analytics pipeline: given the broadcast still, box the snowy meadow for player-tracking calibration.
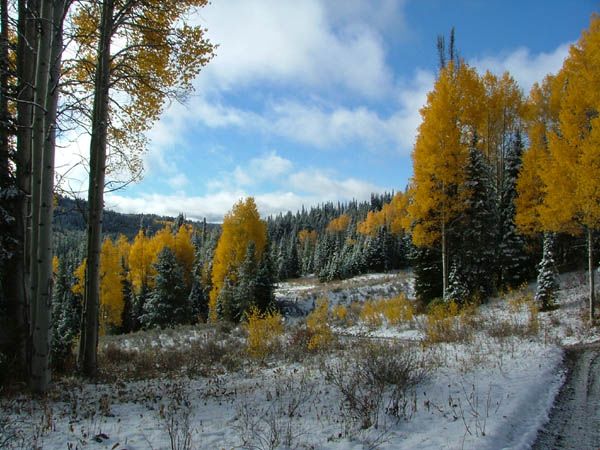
[1,270,598,450]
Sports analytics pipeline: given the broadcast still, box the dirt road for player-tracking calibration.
[532,344,600,450]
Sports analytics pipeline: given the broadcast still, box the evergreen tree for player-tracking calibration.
[455,145,496,299]
[120,261,135,333]
[255,240,275,312]
[216,277,234,321]
[535,233,559,311]
[498,132,530,288]
[411,245,443,304]
[189,258,207,323]
[132,282,148,332]
[445,259,470,303]
[51,256,80,371]
[233,241,258,320]
[141,247,188,329]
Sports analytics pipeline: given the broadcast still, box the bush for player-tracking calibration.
[331,303,349,326]
[359,300,382,328]
[244,307,284,360]
[381,294,414,326]
[306,298,334,351]
[325,341,427,431]
[424,299,476,344]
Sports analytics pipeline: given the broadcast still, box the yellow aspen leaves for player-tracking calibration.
[326,214,351,233]
[209,197,267,322]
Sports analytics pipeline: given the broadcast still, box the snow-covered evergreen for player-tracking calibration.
[535,233,559,310]
[141,247,188,328]
[455,145,497,299]
[498,132,530,288]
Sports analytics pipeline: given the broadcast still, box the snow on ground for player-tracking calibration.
[1,270,597,450]
[275,270,414,317]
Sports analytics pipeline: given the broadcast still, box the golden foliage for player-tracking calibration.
[539,15,600,233]
[306,298,334,351]
[100,237,126,332]
[405,61,484,247]
[357,192,409,236]
[358,295,414,328]
[424,300,460,344]
[298,229,318,245]
[127,223,195,295]
[129,229,154,293]
[244,307,284,360]
[209,197,267,322]
[52,256,59,276]
[326,214,351,233]
[331,303,349,325]
[72,259,86,297]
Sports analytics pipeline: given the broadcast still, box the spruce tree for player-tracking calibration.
[455,145,496,299]
[255,240,275,312]
[535,233,559,311]
[141,247,188,329]
[51,256,80,370]
[233,242,258,320]
[446,259,469,303]
[120,261,135,333]
[498,132,530,289]
[189,259,207,323]
[411,245,443,304]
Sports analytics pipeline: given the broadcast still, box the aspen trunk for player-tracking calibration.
[10,0,39,380]
[442,221,448,299]
[589,228,595,322]
[30,0,66,394]
[79,0,114,377]
[29,0,54,393]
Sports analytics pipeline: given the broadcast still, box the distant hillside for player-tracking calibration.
[53,195,216,240]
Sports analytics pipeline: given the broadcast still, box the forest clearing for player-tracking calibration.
[1,2,600,449]
[1,270,598,449]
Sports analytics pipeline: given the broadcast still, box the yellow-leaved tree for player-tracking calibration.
[537,15,600,319]
[326,214,351,233]
[209,197,267,321]
[515,75,560,235]
[403,60,484,296]
[99,237,124,333]
[129,229,154,294]
[358,192,408,236]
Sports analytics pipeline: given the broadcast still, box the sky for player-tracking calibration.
[56,0,599,222]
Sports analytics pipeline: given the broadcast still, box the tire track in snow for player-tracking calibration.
[532,344,600,450]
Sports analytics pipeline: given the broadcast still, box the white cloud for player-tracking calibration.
[471,43,571,93]
[55,133,90,196]
[233,152,293,187]
[168,173,189,190]
[289,169,382,200]
[105,166,386,222]
[194,0,395,99]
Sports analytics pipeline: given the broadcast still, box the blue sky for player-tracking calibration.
[58,0,599,222]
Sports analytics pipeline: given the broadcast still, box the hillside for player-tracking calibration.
[1,270,598,449]
[53,195,217,239]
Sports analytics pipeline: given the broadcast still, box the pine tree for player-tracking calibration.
[455,145,496,299]
[411,245,443,304]
[535,233,559,310]
[254,240,275,312]
[189,257,207,323]
[141,247,188,329]
[120,261,135,333]
[51,256,80,371]
[233,242,258,321]
[445,259,470,303]
[498,132,530,288]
